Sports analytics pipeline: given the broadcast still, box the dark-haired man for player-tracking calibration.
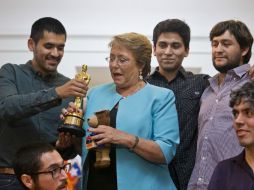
[208,81,254,190]
[188,20,253,190]
[0,17,88,189]
[14,143,70,190]
[146,19,209,190]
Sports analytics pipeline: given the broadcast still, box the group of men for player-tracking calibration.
[0,16,253,190]
[147,18,254,190]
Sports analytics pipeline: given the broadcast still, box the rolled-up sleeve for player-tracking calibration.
[153,90,180,164]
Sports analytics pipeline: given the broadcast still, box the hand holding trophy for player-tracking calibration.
[58,64,91,137]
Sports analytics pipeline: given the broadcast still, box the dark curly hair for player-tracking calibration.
[230,81,254,108]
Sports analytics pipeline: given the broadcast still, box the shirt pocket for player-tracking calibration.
[179,90,202,114]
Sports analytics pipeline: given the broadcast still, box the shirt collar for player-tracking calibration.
[233,150,245,164]
[26,60,58,81]
[209,64,250,84]
[233,150,253,174]
[230,64,250,78]
[150,66,187,81]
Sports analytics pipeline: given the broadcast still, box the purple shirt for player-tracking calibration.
[187,64,251,190]
[208,150,254,190]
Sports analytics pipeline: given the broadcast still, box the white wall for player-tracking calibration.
[0,0,253,81]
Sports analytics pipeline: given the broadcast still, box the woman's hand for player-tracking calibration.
[88,125,126,145]
[89,125,166,164]
[60,102,83,120]
[58,100,86,155]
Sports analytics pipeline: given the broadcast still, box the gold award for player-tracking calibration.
[58,64,91,137]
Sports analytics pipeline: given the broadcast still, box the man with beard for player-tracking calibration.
[187,20,253,190]
[14,143,69,190]
[208,81,254,190]
[0,17,88,189]
[146,19,209,190]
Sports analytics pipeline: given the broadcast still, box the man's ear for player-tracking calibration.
[27,38,35,52]
[184,47,189,57]
[241,47,250,57]
[21,174,34,189]
[153,45,157,56]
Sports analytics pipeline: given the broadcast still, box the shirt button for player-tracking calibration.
[204,136,208,140]
[198,177,203,181]
[202,156,206,160]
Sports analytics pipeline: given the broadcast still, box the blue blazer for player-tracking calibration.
[82,83,179,190]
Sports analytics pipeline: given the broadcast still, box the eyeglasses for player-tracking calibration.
[105,56,130,65]
[31,163,71,179]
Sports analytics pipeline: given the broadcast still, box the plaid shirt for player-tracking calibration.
[188,64,250,190]
[146,67,209,190]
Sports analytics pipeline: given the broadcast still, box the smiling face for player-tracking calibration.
[28,31,65,74]
[211,30,248,73]
[109,45,141,91]
[233,100,254,149]
[154,32,189,75]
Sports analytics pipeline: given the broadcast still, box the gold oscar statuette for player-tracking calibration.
[58,64,91,137]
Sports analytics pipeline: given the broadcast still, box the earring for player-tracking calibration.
[139,70,143,80]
